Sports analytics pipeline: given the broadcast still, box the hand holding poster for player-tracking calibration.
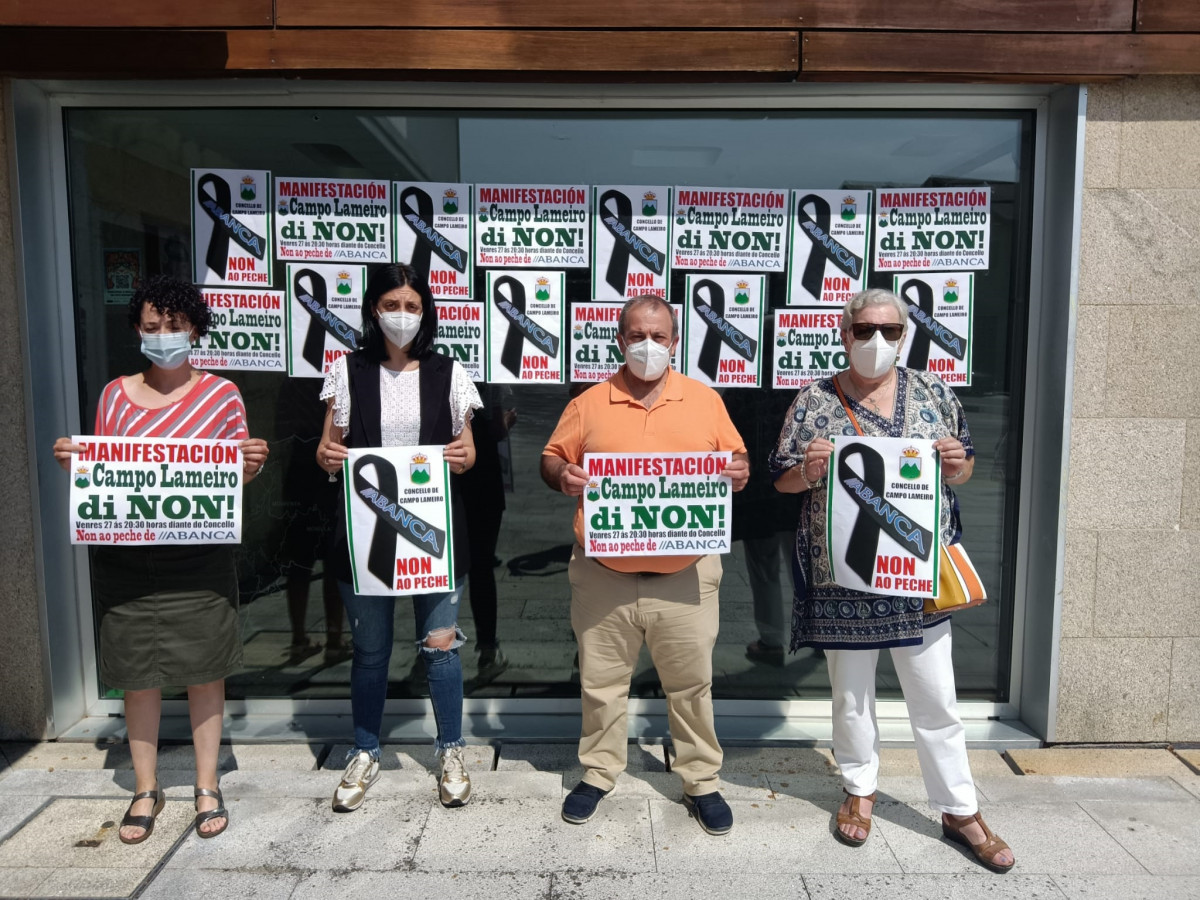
[592,185,671,300]
[343,445,455,596]
[827,436,940,599]
[194,289,286,372]
[682,274,764,387]
[893,274,974,386]
[582,452,733,557]
[70,436,243,545]
[191,168,272,286]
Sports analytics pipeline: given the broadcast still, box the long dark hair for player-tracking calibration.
[359,264,438,361]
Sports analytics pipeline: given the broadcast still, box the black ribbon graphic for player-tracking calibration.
[599,189,666,296]
[353,454,447,588]
[898,278,967,368]
[398,186,469,277]
[196,173,266,279]
[492,276,560,378]
[691,279,758,381]
[795,193,863,301]
[837,441,934,586]
[293,268,361,372]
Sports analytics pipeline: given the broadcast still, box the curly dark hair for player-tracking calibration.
[127,275,212,336]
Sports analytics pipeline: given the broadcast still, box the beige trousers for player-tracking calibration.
[568,545,723,796]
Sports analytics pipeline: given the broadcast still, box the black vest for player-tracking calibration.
[331,351,470,585]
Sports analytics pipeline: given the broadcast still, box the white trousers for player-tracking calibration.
[825,618,978,815]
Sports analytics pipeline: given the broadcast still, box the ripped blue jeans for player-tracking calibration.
[339,581,467,755]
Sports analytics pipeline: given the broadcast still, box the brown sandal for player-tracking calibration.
[942,812,1014,873]
[834,789,876,847]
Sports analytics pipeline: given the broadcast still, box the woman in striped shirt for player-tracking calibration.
[54,276,268,844]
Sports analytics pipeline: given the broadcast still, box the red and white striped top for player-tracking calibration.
[94,372,249,440]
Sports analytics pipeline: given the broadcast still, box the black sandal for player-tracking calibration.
[193,786,229,838]
[119,783,165,845]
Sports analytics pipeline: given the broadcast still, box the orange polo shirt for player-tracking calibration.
[543,367,746,574]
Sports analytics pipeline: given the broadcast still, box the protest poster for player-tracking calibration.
[827,436,941,599]
[671,187,788,272]
[484,271,565,384]
[568,301,682,383]
[682,274,765,388]
[191,168,272,286]
[70,436,243,545]
[275,177,391,262]
[285,264,366,379]
[874,187,991,271]
[475,184,589,269]
[894,273,975,386]
[787,190,871,305]
[433,300,485,382]
[193,289,286,372]
[591,185,671,301]
[772,308,846,390]
[394,182,473,300]
[343,445,454,596]
[582,452,733,557]
[103,249,142,305]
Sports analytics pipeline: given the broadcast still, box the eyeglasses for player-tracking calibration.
[850,323,904,341]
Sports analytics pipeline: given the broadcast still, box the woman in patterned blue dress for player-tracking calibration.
[770,289,1013,872]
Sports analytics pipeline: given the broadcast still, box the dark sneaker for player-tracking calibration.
[683,791,733,835]
[561,781,612,824]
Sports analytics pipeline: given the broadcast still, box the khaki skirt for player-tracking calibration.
[91,545,242,691]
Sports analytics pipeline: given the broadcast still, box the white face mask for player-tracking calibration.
[848,329,900,379]
[140,330,193,370]
[624,338,672,381]
[378,311,422,349]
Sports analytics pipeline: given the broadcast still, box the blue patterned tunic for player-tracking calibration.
[768,368,974,650]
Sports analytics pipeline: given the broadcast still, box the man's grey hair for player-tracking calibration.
[840,288,909,338]
[618,294,678,340]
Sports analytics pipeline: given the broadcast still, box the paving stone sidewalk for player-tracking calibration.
[1,743,1199,899]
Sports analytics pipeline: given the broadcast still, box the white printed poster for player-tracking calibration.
[582,452,733,557]
[787,189,871,305]
[827,436,941,599]
[191,168,272,286]
[394,181,473,300]
[484,271,565,384]
[772,308,846,390]
[591,185,671,301]
[475,184,589,269]
[343,445,454,595]
[893,273,975,386]
[285,264,366,378]
[194,289,286,372]
[671,187,788,272]
[70,436,243,545]
[275,177,392,262]
[569,302,681,384]
[434,300,485,383]
[682,274,765,388]
[874,187,991,271]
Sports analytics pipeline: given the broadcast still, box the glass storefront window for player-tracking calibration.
[64,105,1032,704]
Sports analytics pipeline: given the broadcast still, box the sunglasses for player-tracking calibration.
[850,323,904,341]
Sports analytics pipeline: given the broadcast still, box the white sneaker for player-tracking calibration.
[332,750,381,812]
[439,746,472,808]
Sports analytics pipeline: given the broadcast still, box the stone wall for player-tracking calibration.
[0,81,49,739]
[1060,77,1200,742]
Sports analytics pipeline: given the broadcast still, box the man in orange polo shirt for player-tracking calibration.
[541,294,749,835]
